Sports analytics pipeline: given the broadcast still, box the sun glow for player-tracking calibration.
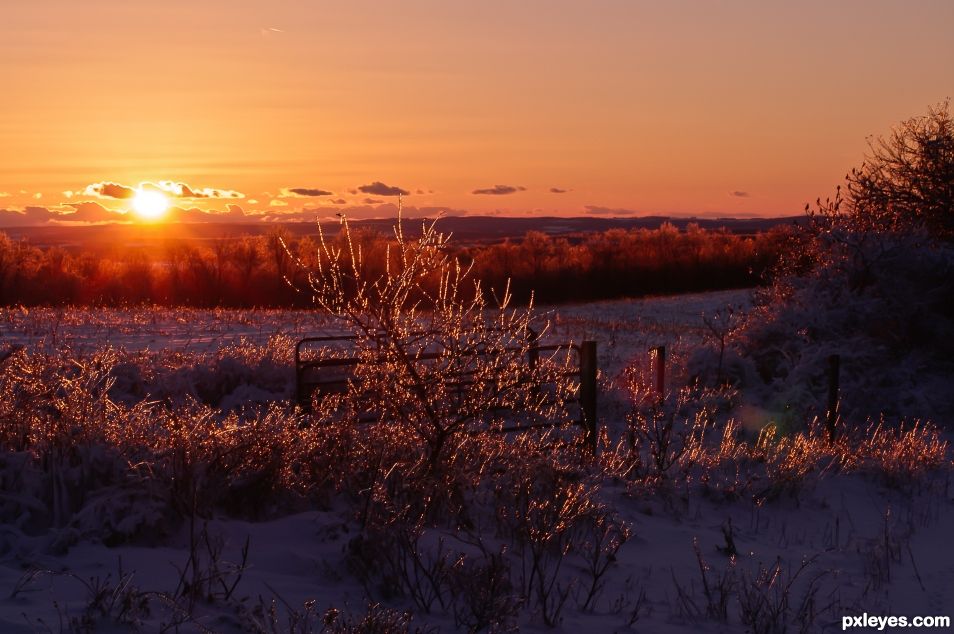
[132,189,169,220]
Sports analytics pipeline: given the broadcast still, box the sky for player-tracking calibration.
[1,0,952,226]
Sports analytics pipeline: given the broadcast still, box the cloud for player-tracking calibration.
[269,199,289,207]
[164,204,255,223]
[2,198,475,228]
[0,192,10,198]
[358,181,409,196]
[0,206,65,227]
[1,200,262,227]
[282,187,334,197]
[82,180,244,200]
[363,198,384,204]
[63,201,128,223]
[583,205,637,216]
[472,185,526,195]
[331,198,348,205]
[730,191,750,198]
[261,203,469,223]
[0,202,127,227]
[84,181,137,199]
[151,181,244,199]
[549,187,569,194]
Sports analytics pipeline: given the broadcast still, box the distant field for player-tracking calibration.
[1,288,751,369]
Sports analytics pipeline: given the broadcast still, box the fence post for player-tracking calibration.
[826,354,840,442]
[580,341,598,455]
[652,345,666,398]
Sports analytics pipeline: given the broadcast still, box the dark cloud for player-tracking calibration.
[262,203,469,223]
[84,182,136,199]
[730,191,750,198]
[64,201,127,223]
[331,198,348,205]
[583,205,637,216]
[549,187,569,194]
[0,206,63,227]
[6,203,267,227]
[283,187,334,197]
[358,181,410,196]
[153,181,244,199]
[363,198,384,205]
[165,204,250,223]
[2,198,475,228]
[472,185,526,195]
[83,180,244,200]
[0,202,127,227]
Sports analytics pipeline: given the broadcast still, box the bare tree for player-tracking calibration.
[846,101,953,238]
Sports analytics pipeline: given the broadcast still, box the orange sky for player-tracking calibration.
[1,0,952,226]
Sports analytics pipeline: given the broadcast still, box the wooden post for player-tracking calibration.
[652,345,666,398]
[580,341,598,455]
[826,354,840,442]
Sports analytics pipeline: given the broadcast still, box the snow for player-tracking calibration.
[1,289,951,633]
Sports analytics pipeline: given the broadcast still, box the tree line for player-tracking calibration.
[0,222,791,307]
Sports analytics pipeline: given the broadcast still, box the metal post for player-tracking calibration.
[652,345,666,398]
[580,340,598,455]
[826,354,840,442]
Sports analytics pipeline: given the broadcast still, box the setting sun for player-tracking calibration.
[132,189,169,220]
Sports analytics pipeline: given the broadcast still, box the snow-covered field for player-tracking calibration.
[0,290,751,415]
[0,288,750,359]
[1,289,951,634]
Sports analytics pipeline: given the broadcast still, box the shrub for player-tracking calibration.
[696,104,954,427]
[288,211,577,475]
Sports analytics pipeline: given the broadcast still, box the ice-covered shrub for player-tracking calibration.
[287,211,578,474]
[690,104,954,428]
[0,347,175,544]
[621,363,739,483]
[732,231,954,426]
[750,423,835,502]
[266,211,636,626]
[849,419,949,487]
[107,335,295,410]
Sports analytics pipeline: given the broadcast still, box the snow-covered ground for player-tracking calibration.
[4,479,951,633]
[2,289,951,633]
[0,289,750,358]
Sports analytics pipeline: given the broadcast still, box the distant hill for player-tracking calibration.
[1,215,805,249]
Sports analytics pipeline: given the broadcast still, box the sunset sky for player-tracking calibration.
[1,0,952,226]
